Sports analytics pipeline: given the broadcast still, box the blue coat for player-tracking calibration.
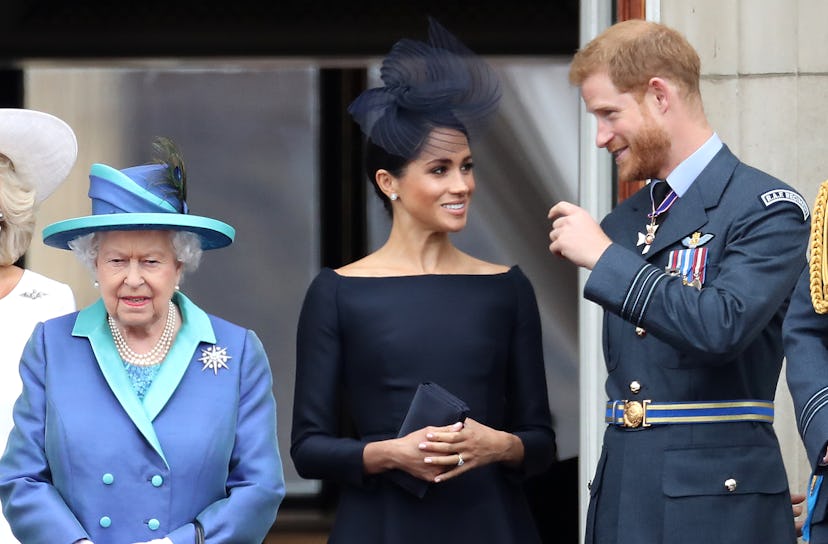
[784,266,828,542]
[0,292,285,544]
[583,145,808,544]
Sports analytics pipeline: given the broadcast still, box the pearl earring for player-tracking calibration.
[390,193,399,201]
[93,280,99,288]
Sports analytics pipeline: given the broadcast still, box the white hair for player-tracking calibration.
[68,230,203,280]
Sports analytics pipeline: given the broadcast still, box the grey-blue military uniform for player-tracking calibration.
[784,255,828,542]
[584,143,808,544]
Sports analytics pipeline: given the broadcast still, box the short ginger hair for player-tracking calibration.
[570,19,702,101]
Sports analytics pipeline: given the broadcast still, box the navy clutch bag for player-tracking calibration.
[386,382,470,498]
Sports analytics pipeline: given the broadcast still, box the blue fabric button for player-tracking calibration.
[102,473,114,485]
[151,475,163,487]
[99,516,111,528]
[148,518,160,531]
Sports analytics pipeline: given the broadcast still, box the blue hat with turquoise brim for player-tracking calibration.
[43,162,235,250]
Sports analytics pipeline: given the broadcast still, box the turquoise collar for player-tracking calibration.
[72,291,215,467]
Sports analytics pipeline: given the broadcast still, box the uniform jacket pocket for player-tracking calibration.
[663,445,787,497]
[661,445,795,544]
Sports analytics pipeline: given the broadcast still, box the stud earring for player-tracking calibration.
[93,280,99,288]
[175,285,180,291]
[390,193,399,201]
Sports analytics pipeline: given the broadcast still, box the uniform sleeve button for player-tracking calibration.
[724,478,737,492]
[102,473,114,485]
[148,518,160,531]
[99,516,112,528]
[151,475,164,487]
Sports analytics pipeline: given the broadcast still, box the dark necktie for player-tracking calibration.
[651,179,670,205]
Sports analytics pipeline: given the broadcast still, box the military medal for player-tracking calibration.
[637,224,659,254]
[686,248,707,289]
[637,181,678,255]
[667,241,709,290]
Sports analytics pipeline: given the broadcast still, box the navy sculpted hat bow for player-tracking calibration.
[347,18,502,158]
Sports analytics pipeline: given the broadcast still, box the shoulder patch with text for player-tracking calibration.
[759,189,810,221]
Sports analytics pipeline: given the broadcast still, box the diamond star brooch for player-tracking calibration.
[199,345,232,375]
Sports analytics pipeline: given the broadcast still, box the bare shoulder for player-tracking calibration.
[459,254,511,275]
[335,257,373,277]
[335,254,400,277]
[335,251,511,277]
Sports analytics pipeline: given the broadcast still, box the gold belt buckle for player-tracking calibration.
[623,400,651,428]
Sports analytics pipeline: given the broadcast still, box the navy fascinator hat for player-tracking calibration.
[347,18,502,159]
[43,137,235,250]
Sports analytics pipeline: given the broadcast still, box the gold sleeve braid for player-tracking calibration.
[810,180,828,313]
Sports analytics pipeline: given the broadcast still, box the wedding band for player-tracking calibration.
[457,453,464,467]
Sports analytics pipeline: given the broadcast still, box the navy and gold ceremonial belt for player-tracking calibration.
[605,400,774,428]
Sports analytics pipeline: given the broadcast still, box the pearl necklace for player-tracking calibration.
[108,301,177,367]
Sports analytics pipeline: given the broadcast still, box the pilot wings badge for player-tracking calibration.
[681,231,714,248]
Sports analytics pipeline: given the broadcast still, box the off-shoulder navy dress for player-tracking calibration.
[291,266,556,543]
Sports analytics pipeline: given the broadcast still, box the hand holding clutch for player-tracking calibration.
[387,382,469,497]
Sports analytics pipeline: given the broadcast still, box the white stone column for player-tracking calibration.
[577,1,614,540]
[24,67,130,308]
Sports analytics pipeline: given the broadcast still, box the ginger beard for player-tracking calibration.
[616,106,671,183]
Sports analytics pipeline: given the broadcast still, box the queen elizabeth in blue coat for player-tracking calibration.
[0,139,285,544]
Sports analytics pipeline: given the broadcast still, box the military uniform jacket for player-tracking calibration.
[784,266,828,542]
[0,292,285,544]
[583,145,808,544]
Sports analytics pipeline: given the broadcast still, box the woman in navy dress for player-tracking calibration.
[290,19,556,543]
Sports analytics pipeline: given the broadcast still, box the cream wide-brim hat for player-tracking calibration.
[0,108,78,203]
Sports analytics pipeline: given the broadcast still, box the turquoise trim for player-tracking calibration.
[72,298,106,336]
[72,300,168,467]
[143,291,215,422]
[71,293,218,466]
[90,163,178,213]
[42,212,235,250]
